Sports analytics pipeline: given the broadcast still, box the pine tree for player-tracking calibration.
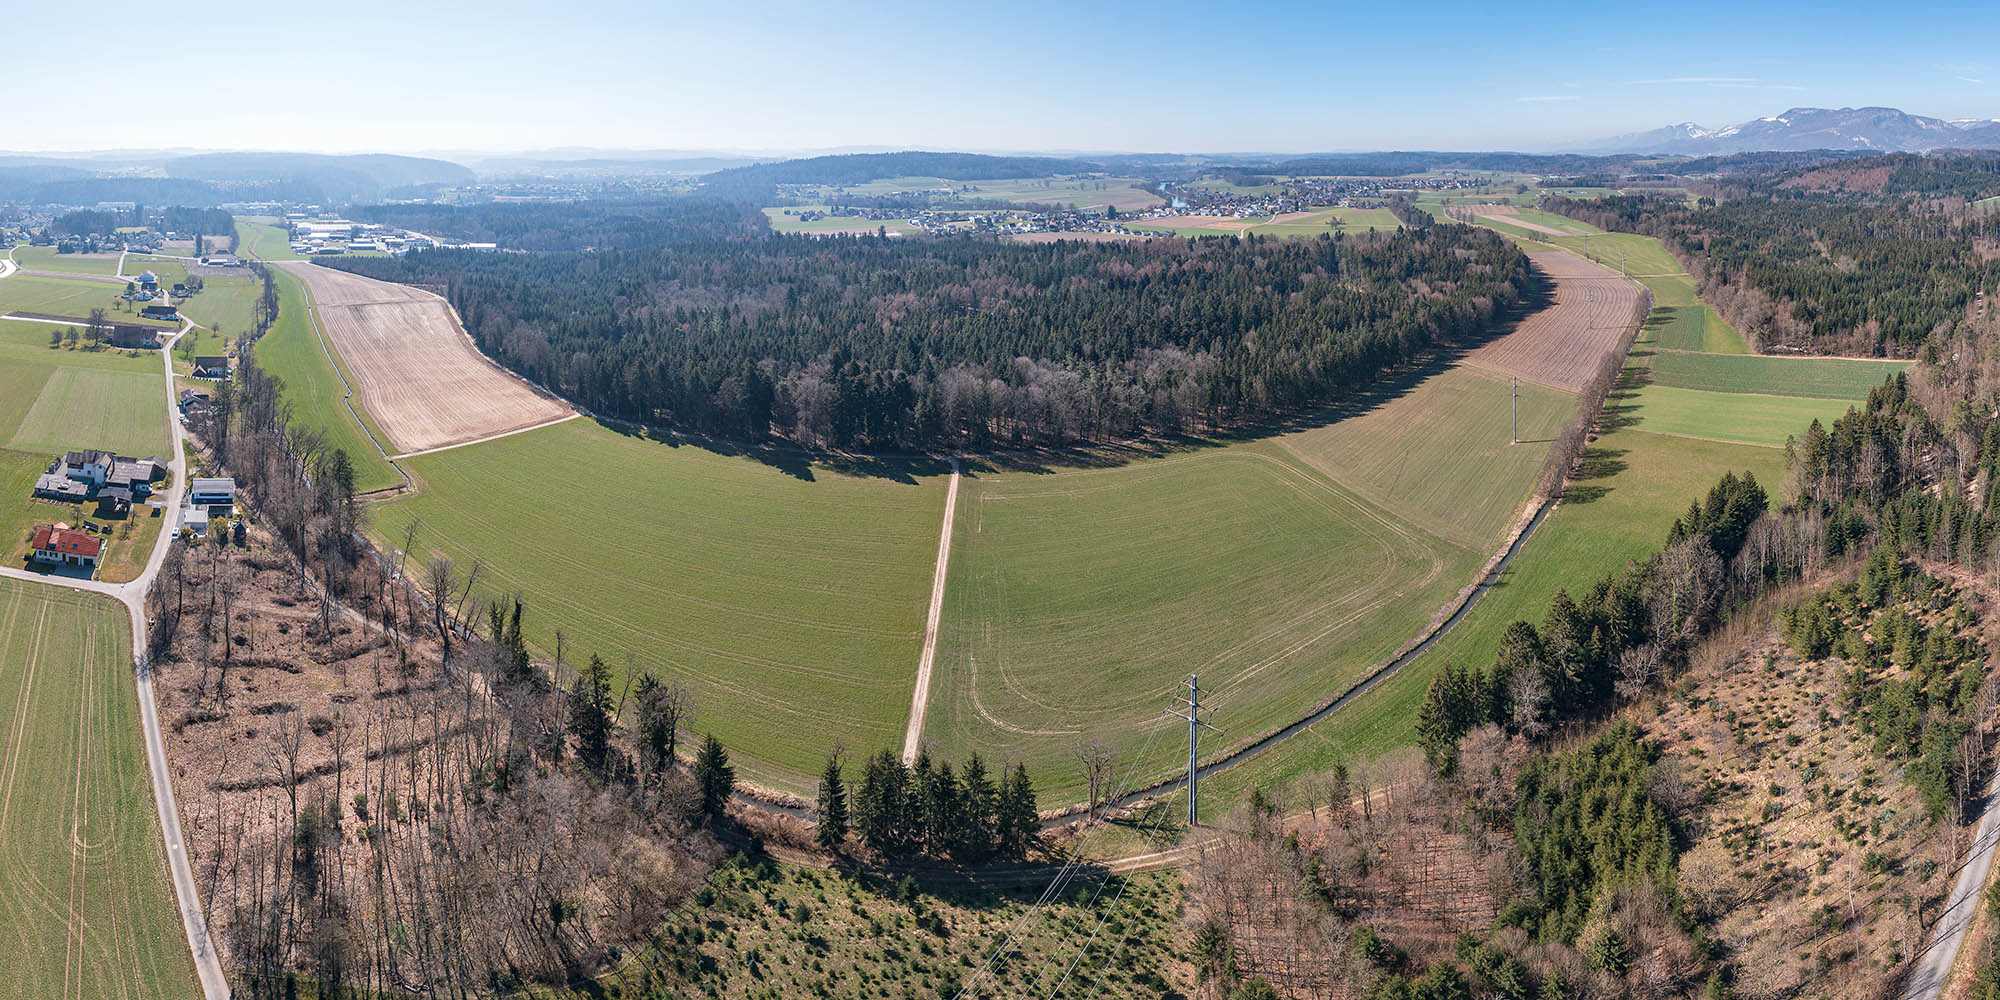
[694,734,734,820]
[816,752,849,853]
[920,760,963,857]
[854,750,909,855]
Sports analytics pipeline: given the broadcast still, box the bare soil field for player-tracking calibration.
[278,262,570,454]
[1464,249,1646,392]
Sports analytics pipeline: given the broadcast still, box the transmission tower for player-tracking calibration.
[1163,675,1220,827]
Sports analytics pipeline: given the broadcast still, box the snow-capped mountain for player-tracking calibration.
[1583,107,2000,155]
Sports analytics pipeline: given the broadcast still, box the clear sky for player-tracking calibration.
[9,0,2000,155]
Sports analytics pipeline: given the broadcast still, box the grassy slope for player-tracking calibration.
[928,442,1485,800]
[368,418,949,793]
[0,579,199,999]
[1250,207,1403,237]
[252,266,401,493]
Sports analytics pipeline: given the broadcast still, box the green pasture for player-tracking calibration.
[10,244,124,275]
[1646,351,1909,400]
[1628,384,1858,449]
[1250,207,1403,237]
[0,275,174,329]
[0,579,200,999]
[762,208,920,234]
[1647,303,1749,354]
[369,418,952,794]
[172,274,259,339]
[234,217,301,261]
[7,367,168,457]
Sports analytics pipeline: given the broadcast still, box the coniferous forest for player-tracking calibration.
[327,221,1530,449]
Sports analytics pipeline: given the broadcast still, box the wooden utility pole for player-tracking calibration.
[1511,376,1519,444]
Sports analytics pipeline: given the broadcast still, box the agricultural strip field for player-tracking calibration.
[7,367,169,457]
[8,245,123,275]
[1646,351,1910,400]
[1650,304,1749,354]
[279,262,572,454]
[1626,384,1859,448]
[234,217,301,261]
[0,578,199,999]
[1463,249,1647,392]
[252,267,401,492]
[368,418,952,793]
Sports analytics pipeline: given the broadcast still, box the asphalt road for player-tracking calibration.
[1902,768,2000,1000]
[0,315,232,998]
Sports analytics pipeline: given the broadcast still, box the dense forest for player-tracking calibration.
[51,204,234,237]
[328,225,1531,450]
[1545,191,2000,355]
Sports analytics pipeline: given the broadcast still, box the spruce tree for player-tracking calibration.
[693,734,734,820]
[997,762,1039,860]
[816,752,849,853]
[566,654,615,777]
[960,753,997,862]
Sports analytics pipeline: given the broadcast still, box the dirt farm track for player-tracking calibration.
[1465,249,1646,393]
[278,262,572,454]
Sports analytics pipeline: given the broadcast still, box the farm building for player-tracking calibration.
[140,304,179,321]
[192,356,230,379]
[109,323,161,349]
[189,477,236,510]
[136,270,159,289]
[30,524,102,574]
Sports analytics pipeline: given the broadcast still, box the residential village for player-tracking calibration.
[19,443,236,578]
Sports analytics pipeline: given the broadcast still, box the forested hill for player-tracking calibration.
[324,226,1529,450]
[697,151,1104,200]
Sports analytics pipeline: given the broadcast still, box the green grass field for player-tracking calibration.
[1249,206,1403,238]
[9,245,124,275]
[254,266,400,493]
[234,217,300,261]
[1273,364,1572,548]
[1649,304,1749,354]
[1647,351,1909,400]
[172,274,258,340]
[838,175,1163,212]
[7,367,168,457]
[926,442,1488,801]
[125,257,189,289]
[1628,384,1859,448]
[0,579,200,999]
[0,275,174,329]
[369,418,951,793]
[762,208,921,234]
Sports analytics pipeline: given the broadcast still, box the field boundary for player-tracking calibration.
[285,265,413,493]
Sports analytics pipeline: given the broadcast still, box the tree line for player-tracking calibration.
[326,225,1530,450]
[816,749,1039,864]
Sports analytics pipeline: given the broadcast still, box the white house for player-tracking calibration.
[189,477,236,509]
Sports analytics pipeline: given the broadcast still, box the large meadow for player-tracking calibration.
[0,579,198,999]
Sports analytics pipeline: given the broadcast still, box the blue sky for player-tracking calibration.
[9,0,2000,154]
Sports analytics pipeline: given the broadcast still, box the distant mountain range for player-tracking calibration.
[1584,107,2000,155]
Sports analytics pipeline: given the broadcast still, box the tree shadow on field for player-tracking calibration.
[592,416,952,484]
[1562,445,1628,505]
[1599,367,1652,434]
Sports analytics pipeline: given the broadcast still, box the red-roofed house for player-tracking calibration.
[30,524,102,574]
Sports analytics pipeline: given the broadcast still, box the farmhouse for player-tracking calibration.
[32,449,165,502]
[192,356,230,378]
[109,323,161,349]
[29,524,102,574]
[140,303,179,321]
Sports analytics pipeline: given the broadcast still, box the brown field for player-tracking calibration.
[1463,249,1646,392]
[278,262,571,454]
[1006,230,1151,243]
